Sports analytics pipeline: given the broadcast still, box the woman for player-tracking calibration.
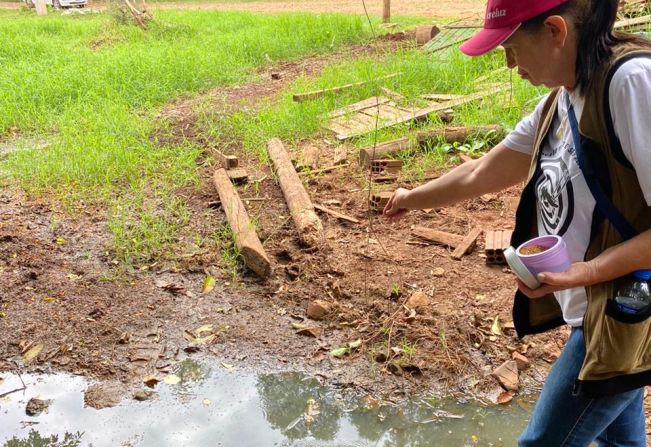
[384,0,651,445]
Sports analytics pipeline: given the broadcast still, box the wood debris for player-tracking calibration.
[451,227,483,260]
[410,226,464,249]
[293,73,400,102]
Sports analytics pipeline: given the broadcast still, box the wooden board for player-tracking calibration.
[451,227,483,260]
[411,227,464,249]
[293,73,400,102]
[327,96,391,119]
[227,168,249,185]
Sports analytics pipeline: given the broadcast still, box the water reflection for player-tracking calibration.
[1,364,532,446]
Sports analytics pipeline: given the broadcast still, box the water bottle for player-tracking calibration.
[614,270,651,314]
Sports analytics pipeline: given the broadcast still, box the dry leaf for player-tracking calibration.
[163,374,181,385]
[491,316,503,336]
[43,297,56,303]
[22,343,43,364]
[329,347,349,358]
[291,322,307,330]
[496,390,515,405]
[143,376,160,388]
[296,327,321,338]
[55,237,66,245]
[194,325,214,336]
[202,276,216,294]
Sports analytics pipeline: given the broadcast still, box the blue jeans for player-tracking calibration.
[519,327,646,446]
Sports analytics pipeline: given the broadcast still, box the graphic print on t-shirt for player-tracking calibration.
[535,143,575,236]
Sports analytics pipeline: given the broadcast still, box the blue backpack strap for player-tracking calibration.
[566,96,638,241]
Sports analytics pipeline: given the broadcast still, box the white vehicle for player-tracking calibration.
[24,0,87,8]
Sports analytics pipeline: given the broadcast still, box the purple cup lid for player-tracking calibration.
[504,246,541,290]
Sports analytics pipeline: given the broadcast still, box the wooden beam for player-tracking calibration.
[314,204,360,224]
[451,227,483,260]
[227,168,249,185]
[212,169,271,278]
[359,125,503,166]
[293,74,400,102]
[213,149,238,170]
[411,227,464,249]
[267,138,324,247]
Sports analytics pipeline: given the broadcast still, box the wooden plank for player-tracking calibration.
[267,138,324,247]
[213,149,238,170]
[327,96,391,119]
[380,87,406,103]
[362,104,410,121]
[451,227,483,260]
[213,169,271,278]
[411,227,464,249]
[314,204,360,224]
[421,93,465,102]
[615,14,651,29]
[358,125,504,166]
[325,120,357,138]
[293,73,400,102]
[336,85,507,141]
[227,168,249,185]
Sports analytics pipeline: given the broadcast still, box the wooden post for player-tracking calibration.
[34,0,47,15]
[266,138,324,247]
[383,0,391,23]
[212,169,271,278]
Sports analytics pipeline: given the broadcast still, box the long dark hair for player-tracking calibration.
[521,0,651,93]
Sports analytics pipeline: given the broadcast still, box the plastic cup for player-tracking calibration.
[516,235,571,278]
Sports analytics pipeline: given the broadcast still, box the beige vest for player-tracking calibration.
[511,42,651,396]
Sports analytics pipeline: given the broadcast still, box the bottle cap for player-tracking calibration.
[632,269,651,281]
[504,246,541,290]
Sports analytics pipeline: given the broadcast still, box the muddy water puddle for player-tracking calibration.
[1,360,534,446]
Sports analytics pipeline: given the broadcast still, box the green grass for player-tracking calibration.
[0,9,372,266]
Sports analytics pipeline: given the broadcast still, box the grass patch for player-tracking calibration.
[0,9,372,267]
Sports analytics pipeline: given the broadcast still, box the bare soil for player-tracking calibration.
[5,35,650,437]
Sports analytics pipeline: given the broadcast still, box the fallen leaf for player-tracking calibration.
[291,322,307,330]
[202,399,211,406]
[43,296,56,303]
[303,398,320,427]
[22,343,43,364]
[190,334,217,347]
[491,316,503,336]
[163,374,181,385]
[221,362,234,370]
[202,276,216,294]
[348,339,362,350]
[55,237,66,245]
[296,327,321,338]
[329,347,349,358]
[496,390,515,405]
[471,435,479,444]
[194,324,214,336]
[143,376,160,388]
[0,312,6,318]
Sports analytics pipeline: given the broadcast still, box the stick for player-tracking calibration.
[267,138,324,247]
[314,204,360,224]
[451,227,483,260]
[359,125,503,166]
[293,73,400,102]
[212,169,272,278]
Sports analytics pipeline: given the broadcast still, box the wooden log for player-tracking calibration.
[411,227,464,249]
[451,227,483,260]
[314,204,360,224]
[212,169,271,278]
[359,125,503,166]
[267,138,324,247]
[213,149,238,169]
[293,74,400,102]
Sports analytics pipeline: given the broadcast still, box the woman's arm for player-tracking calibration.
[383,142,532,221]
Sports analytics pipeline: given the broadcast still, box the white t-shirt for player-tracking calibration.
[503,58,651,327]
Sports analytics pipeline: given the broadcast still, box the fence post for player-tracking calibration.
[383,0,390,23]
[34,0,47,15]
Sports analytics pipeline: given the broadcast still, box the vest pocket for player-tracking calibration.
[605,298,651,324]
[598,300,651,372]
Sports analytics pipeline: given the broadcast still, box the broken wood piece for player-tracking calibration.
[266,138,324,247]
[421,93,465,102]
[227,168,249,185]
[451,227,483,260]
[314,204,360,224]
[213,149,238,170]
[327,96,391,119]
[333,146,348,165]
[380,87,406,103]
[212,169,271,278]
[411,226,464,249]
[485,229,513,265]
[359,125,503,166]
[298,163,349,177]
[371,159,403,174]
[293,73,400,102]
[297,145,320,172]
[412,84,510,121]
[370,191,393,212]
[615,14,651,30]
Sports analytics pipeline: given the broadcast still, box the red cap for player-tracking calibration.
[460,0,570,56]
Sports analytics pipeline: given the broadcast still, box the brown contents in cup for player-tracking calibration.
[520,245,549,255]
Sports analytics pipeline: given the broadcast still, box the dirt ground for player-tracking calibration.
[1,0,484,18]
[3,31,651,439]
